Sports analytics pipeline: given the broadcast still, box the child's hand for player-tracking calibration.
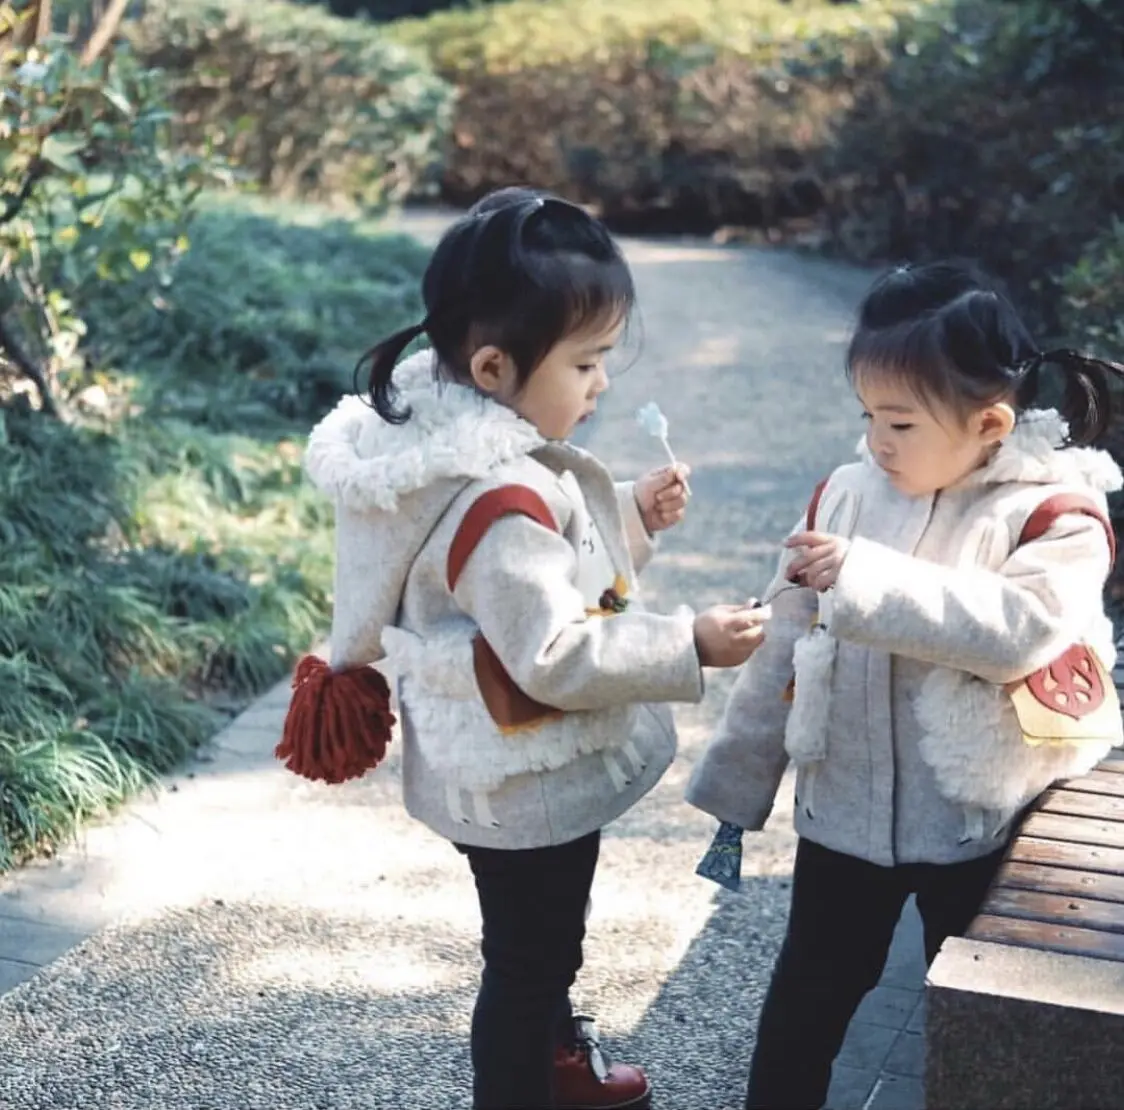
[694,602,770,668]
[784,531,851,592]
[634,464,692,534]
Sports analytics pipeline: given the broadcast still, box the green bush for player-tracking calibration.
[993,0,1124,83]
[0,193,429,869]
[391,0,914,73]
[821,0,1124,331]
[129,0,455,207]
[388,0,920,222]
[1061,221,1124,364]
[1,19,209,417]
[84,194,427,432]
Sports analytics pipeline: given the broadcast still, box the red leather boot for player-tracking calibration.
[553,1015,652,1109]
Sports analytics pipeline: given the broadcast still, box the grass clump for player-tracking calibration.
[0,193,427,869]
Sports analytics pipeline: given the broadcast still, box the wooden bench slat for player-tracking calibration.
[994,860,1124,904]
[1039,788,1124,823]
[1060,770,1124,799]
[1020,811,1124,850]
[982,887,1124,934]
[1100,749,1124,775]
[1008,836,1124,875]
[967,913,1124,961]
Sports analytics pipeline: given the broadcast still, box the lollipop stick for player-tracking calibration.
[661,437,692,496]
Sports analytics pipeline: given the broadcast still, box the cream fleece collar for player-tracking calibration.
[304,351,545,513]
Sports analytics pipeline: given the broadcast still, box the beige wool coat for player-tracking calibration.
[305,352,704,849]
[687,409,1124,866]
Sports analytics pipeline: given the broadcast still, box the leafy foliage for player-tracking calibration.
[84,195,427,431]
[1,3,211,414]
[992,0,1124,84]
[1061,221,1124,364]
[0,194,429,869]
[129,0,455,208]
[387,0,922,222]
[390,0,915,74]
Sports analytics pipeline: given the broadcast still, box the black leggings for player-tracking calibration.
[745,837,1005,1110]
[458,830,601,1110]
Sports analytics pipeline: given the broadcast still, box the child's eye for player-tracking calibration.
[891,423,915,432]
[861,411,873,422]
[577,363,597,373]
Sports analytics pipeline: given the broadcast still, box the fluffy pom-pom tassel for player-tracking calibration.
[275,655,396,784]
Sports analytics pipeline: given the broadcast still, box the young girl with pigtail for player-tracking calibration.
[277,186,770,1110]
[689,260,1124,1110]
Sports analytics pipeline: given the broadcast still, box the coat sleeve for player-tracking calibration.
[453,512,702,711]
[831,510,1113,684]
[615,481,657,574]
[685,521,820,830]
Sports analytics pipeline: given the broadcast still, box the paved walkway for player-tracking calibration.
[0,225,926,1109]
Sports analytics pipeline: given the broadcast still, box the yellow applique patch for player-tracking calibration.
[585,574,630,617]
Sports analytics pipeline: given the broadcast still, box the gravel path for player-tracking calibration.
[0,225,881,1110]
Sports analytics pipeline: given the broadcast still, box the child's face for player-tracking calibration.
[855,375,1014,497]
[472,316,623,441]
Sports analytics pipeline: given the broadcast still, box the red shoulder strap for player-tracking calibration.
[1017,493,1116,568]
[447,485,558,592]
[805,477,830,531]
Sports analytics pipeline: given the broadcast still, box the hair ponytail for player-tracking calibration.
[354,321,427,425]
[1026,348,1124,446]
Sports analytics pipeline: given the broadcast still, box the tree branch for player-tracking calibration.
[0,313,57,416]
[79,0,130,67]
[35,0,53,43]
[0,161,47,228]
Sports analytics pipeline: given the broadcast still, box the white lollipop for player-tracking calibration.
[636,401,691,494]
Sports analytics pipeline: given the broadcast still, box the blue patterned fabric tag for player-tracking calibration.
[695,821,745,892]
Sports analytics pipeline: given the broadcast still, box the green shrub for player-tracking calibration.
[391,0,914,74]
[129,0,455,207]
[0,194,429,868]
[1,18,209,417]
[1061,221,1124,363]
[993,0,1124,83]
[84,194,428,432]
[822,0,1124,331]
[388,0,921,222]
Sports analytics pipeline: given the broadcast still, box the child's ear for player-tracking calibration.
[977,401,1016,445]
[469,345,517,397]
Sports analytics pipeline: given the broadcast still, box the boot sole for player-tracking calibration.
[555,1080,653,1110]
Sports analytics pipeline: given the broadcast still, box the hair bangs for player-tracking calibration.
[553,249,635,342]
[848,314,1010,420]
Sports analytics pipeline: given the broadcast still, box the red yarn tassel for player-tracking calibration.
[275,655,396,784]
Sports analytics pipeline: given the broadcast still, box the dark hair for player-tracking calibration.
[357,186,635,424]
[847,260,1124,446]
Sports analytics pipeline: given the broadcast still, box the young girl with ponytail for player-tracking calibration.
[278,186,769,1110]
[688,259,1124,1110]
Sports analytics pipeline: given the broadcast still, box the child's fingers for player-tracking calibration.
[786,530,833,549]
[735,605,771,629]
[656,490,689,515]
[788,536,840,570]
[654,466,691,498]
[732,624,767,647]
[797,554,837,584]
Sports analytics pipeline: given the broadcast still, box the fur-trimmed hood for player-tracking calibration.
[305,350,546,669]
[305,350,545,511]
[856,408,1123,493]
